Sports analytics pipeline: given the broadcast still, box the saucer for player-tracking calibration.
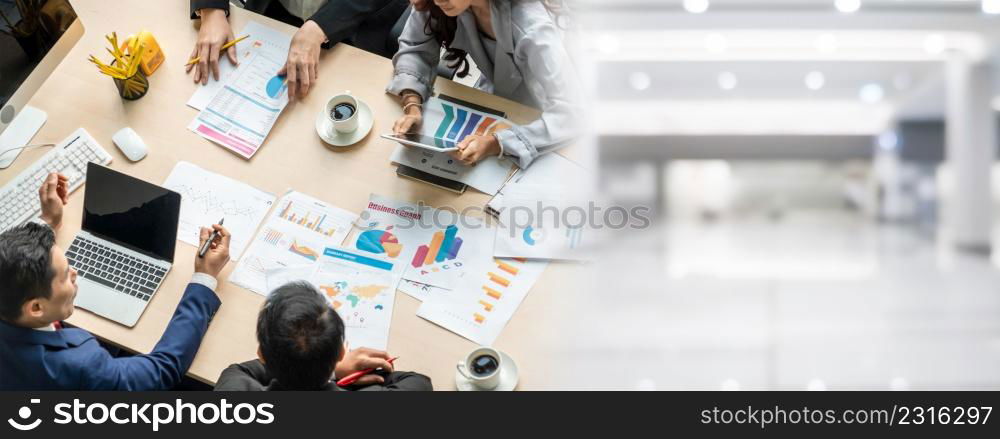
[315,99,374,147]
[455,350,519,391]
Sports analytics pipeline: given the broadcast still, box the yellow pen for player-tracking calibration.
[186,35,249,66]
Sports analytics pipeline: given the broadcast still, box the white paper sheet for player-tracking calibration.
[230,191,357,295]
[162,161,276,261]
[417,257,548,346]
[188,22,292,159]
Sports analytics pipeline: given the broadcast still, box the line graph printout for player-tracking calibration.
[163,161,276,261]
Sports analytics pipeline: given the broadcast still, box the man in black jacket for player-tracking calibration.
[188,0,408,98]
[214,281,431,391]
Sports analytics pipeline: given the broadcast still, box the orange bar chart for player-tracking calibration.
[484,286,502,300]
[496,259,519,275]
[474,313,486,324]
[478,300,494,311]
[488,272,511,288]
[423,231,445,265]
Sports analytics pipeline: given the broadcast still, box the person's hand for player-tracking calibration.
[410,0,431,11]
[335,347,394,386]
[38,172,69,229]
[392,108,423,137]
[279,20,325,99]
[195,224,231,278]
[187,8,238,85]
[450,134,501,165]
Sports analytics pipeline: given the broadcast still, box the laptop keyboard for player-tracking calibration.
[65,236,166,302]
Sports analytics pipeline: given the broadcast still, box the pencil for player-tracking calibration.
[186,35,249,66]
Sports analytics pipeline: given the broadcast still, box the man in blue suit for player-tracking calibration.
[0,172,231,390]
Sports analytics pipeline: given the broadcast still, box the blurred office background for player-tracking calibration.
[556,0,1000,390]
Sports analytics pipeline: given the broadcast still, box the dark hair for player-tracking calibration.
[257,282,345,390]
[0,223,57,322]
[424,0,566,79]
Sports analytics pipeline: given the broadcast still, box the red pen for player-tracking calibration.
[336,357,398,387]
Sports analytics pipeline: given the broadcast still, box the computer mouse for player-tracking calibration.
[111,127,148,161]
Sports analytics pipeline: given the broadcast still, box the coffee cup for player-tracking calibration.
[325,91,359,136]
[456,346,502,390]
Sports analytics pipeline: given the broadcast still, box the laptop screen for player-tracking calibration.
[82,163,181,262]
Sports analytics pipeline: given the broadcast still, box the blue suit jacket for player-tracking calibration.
[0,283,221,390]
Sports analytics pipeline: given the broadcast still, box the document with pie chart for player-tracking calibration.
[188,21,292,159]
[493,183,593,261]
[353,194,494,290]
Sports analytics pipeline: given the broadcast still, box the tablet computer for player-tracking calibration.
[381,132,459,152]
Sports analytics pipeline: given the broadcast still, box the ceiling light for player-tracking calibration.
[684,0,710,13]
[705,33,728,53]
[835,0,861,13]
[984,0,1000,14]
[629,72,652,91]
[815,33,838,53]
[924,34,946,54]
[717,72,738,91]
[859,83,885,104]
[805,71,826,90]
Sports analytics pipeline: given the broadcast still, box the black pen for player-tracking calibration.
[198,218,225,258]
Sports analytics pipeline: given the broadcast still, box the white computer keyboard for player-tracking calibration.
[0,128,113,233]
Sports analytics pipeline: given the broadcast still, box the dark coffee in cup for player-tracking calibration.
[470,354,499,377]
[331,102,356,121]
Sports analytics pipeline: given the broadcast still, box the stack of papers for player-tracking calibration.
[187,21,292,159]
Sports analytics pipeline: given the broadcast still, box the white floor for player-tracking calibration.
[551,210,1000,390]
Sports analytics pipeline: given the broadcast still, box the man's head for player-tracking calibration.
[0,223,78,327]
[257,282,346,390]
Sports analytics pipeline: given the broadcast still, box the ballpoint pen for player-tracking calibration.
[198,217,225,258]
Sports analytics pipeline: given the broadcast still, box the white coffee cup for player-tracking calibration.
[456,346,503,390]
[325,91,359,136]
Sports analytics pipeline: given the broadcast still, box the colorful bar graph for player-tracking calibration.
[446,237,463,260]
[279,201,292,219]
[435,225,458,263]
[484,286,502,300]
[458,113,482,141]
[474,117,497,136]
[496,259,519,276]
[435,103,455,139]
[423,231,445,265]
[411,245,429,268]
[479,300,494,311]
[487,272,510,288]
[447,109,468,140]
[263,229,282,245]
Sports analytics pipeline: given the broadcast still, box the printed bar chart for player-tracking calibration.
[411,225,464,268]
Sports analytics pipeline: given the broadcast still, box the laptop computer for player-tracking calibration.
[65,163,181,327]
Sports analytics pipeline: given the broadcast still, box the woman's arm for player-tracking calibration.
[386,9,441,102]
[498,23,581,169]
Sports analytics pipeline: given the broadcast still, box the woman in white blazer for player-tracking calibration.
[387,0,578,169]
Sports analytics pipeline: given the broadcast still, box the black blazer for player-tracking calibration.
[190,0,406,52]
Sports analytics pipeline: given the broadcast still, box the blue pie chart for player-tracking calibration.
[265,75,286,98]
[522,227,544,246]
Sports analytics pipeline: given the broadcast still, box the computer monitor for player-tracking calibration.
[0,0,83,132]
